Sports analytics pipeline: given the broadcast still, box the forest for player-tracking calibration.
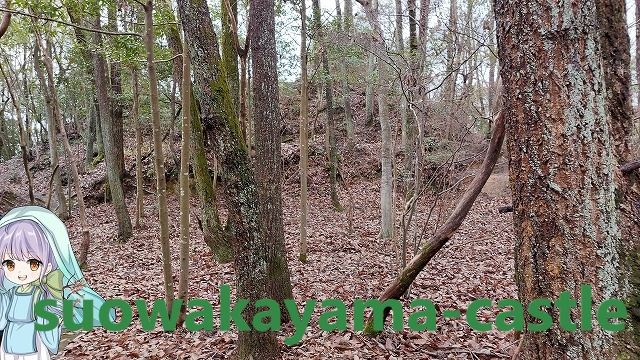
[0,0,639,359]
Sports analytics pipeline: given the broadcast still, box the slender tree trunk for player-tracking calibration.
[0,63,34,204]
[312,0,342,210]
[495,0,624,357]
[132,67,144,228]
[92,17,132,242]
[35,27,91,267]
[299,0,309,263]
[143,0,175,311]
[33,39,68,219]
[177,37,192,327]
[336,0,354,147]
[222,0,240,112]
[107,8,126,178]
[365,52,376,127]
[85,102,97,165]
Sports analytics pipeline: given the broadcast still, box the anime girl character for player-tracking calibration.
[0,206,115,359]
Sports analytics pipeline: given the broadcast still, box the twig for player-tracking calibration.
[0,7,141,37]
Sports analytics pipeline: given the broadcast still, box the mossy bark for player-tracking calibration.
[161,0,233,262]
[177,0,280,357]
[221,0,240,112]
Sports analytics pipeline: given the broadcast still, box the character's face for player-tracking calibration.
[2,254,52,286]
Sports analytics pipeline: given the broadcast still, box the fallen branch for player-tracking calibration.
[498,205,513,213]
[363,110,506,333]
[621,160,640,174]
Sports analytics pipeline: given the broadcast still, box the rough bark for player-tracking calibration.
[177,0,280,357]
[92,17,132,242]
[596,1,632,162]
[143,0,174,311]
[495,0,623,357]
[251,0,295,322]
[596,1,640,354]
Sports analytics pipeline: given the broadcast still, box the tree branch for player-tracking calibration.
[0,6,141,37]
[363,109,507,333]
[0,1,10,39]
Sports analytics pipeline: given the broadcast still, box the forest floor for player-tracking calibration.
[0,108,518,359]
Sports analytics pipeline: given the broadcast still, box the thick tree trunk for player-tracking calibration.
[92,17,132,242]
[495,0,623,357]
[161,0,233,262]
[251,0,295,322]
[596,1,640,354]
[177,0,280,357]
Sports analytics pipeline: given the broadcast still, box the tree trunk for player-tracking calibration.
[251,0,295,322]
[161,0,233,262]
[636,0,640,111]
[34,27,91,268]
[495,0,623,357]
[0,63,34,204]
[33,38,68,219]
[596,1,640,354]
[177,0,280,357]
[107,8,126,178]
[143,0,175,311]
[299,0,309,263]
[92,17,132,242]
[132,67,144,228]
[222,0,240,112]
[177,36,192,327]
[312,0,342,210]
[336,0,354,147]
